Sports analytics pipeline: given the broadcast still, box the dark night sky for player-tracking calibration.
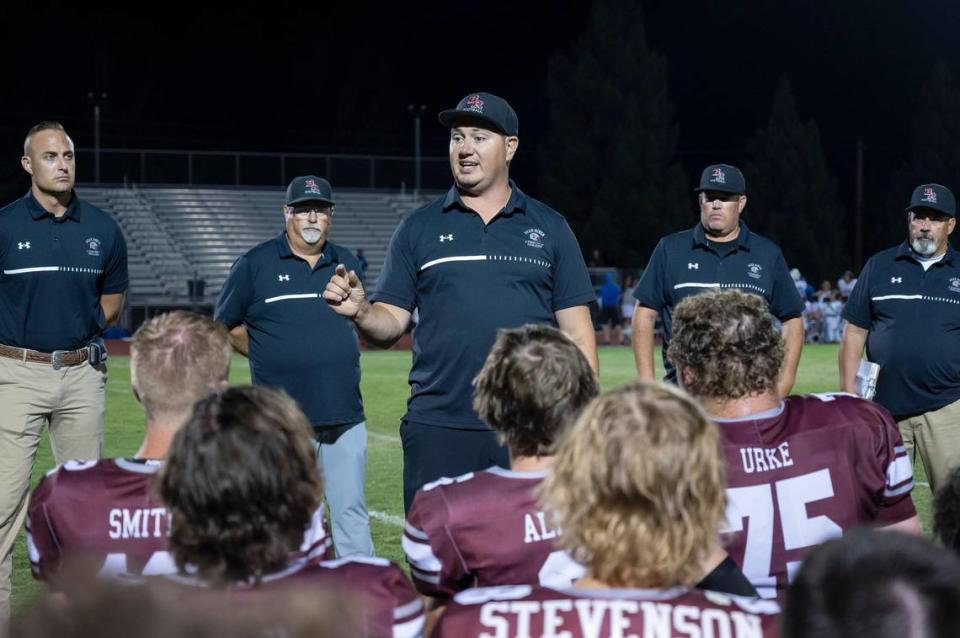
[3,0,960,204]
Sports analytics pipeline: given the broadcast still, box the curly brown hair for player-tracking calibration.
[540,382,726,588]
[473,324,599,457]
[158,386,322,586]
[667,289,784,400]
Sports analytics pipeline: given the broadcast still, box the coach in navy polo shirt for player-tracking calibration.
[324,92,597,512]
[632,163,804,395]
[0,121,127,622]
[841,183,960,494]
[215,175,373,557]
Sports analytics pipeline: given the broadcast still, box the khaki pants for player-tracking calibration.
[0,356,105,624]
[898,397,960,496]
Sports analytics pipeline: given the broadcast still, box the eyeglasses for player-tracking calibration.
[292,206,334,218]
[700,192,741,204]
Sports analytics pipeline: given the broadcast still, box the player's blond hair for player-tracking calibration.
[540,382,726,588]
[130,311,232,420]
[667,288,784,400]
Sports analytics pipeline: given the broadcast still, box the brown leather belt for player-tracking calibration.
[0,343,88,370]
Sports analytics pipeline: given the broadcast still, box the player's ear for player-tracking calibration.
[283,205,293,220]
[948,217,956,235]
[20,155,32,175]
[504,136,519,163]
[737,195,747,214]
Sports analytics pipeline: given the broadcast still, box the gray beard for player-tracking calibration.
[301,229,322,244]
[911,237,937,257]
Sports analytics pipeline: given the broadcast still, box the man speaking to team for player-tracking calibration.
[324,92,597,512]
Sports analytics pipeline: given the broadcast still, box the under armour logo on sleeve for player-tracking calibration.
[278,274,290,282]
[17,242,30,250]
[688,262,699,270]
[439,234,454,242]
[891,277,902,283]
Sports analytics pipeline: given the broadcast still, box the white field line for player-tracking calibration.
[916,481,929,488]
[368,432,400,444]
[369,510,405,527]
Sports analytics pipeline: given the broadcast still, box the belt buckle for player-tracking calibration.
[51,350,67,371]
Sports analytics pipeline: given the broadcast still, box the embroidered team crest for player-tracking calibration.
[523,228,546,249]
[922,188,938,204]
[747,263,762,279]
[85,237,101,257]
[465,94,485,113]
[304,179,322,196]
[949,277,960,293]
[711,167,726,184]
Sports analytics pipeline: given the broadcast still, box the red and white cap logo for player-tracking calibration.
[465,94,485,113]
[711,168,726,184]
[305,179,321,195]
[922,187,937,204]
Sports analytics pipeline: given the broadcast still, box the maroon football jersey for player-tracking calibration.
[433,584,781,637]
[27,458,332,584]
[404,466,584,598]
[164,556,425,638]
[718,393,916,599]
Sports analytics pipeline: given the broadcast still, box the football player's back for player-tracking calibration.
[435,584,781,638]
[665,289,920,601]
[404,466,583,597]
[27,458,172,582]
[719,393,917,598]
[164,555,424,638]
[403,324,599,603]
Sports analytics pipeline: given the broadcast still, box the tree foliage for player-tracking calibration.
[538,0,688,268]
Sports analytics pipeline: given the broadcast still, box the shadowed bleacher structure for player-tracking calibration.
[79,186,430,308]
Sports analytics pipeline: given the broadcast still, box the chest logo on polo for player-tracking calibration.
[950,278,960,294]
[688,262,699,270]
[523,228,546,249]
[439,234,454,242]
[278,274,290,282]
[747,262,763,280]
[891,277,902,284]
[85,237,101,257]
[17,241,30,250]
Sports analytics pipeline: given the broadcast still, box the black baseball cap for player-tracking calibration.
[906,183,956,217]
[438,92,519,136]
[285,175,335,206]
[694,164,746,195]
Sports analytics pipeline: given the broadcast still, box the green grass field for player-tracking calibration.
[9,343,933,614]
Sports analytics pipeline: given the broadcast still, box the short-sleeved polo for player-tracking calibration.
[0,191,128,351]
[372,182,594,429]
[215,233,364,428]
[634,221,802,381]
[842,242,960,418]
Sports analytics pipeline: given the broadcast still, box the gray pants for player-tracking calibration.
[0,356,105,624]
[315,422,374,557]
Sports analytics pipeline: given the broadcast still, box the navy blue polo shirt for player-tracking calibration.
[0,191,128,351]
[215,233,364,428]
[372,182,595,429]
[843,242,960,418]
[634,220,803,381]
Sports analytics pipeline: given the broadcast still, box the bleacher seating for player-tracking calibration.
[79,186,430,304]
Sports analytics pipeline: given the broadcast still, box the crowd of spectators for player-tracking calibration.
[791,268,857,343]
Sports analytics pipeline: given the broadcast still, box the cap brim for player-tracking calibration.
[287,196,335,206]
[906,204,954,217]
[693,185,743,194]
[438,110,510,135]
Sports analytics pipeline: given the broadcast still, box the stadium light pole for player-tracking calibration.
[407,104,427,196]
[87,91,108,183]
